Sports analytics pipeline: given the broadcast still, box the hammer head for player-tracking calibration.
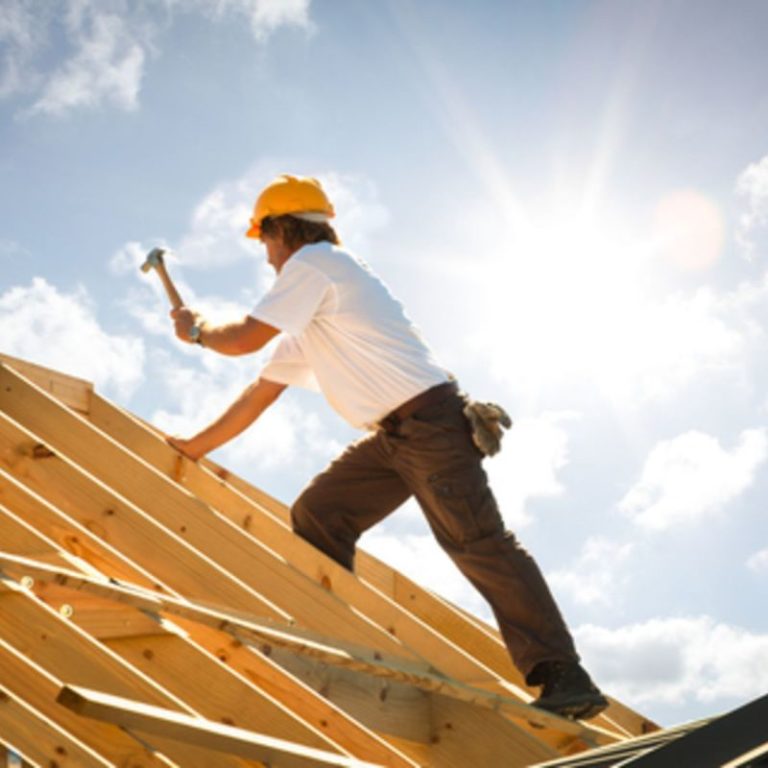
[140,247,166,273]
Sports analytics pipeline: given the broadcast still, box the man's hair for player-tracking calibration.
[260,215,340,249]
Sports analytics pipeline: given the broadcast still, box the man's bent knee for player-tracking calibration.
[289,493,313,535]
[290,495,356,571]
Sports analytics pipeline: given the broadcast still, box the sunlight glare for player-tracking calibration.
[652,189,725,272]
[484,209,648,395]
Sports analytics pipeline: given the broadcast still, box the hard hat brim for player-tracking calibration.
[245,174,335,240]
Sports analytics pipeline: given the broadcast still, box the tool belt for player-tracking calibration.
[379,381,458,432]
[379,382,512,457]
[463,400,513,457]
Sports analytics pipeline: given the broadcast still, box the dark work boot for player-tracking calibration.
[530,661,609,720]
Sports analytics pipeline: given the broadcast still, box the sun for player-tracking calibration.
[474,185,731,412]
[474,205,647,392]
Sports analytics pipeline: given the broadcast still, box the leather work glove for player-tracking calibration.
[463,401,513,457]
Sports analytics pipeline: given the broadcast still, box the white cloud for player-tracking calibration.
[548,536,635,607]
[110,240,156,276]
[486,411,577,528]
[172,166,390,269]
[5,0,313,116]
[0,277,145,399]
[29,7,146,116]
[599,288,752,404]
[109,167,391,356]
[736,153,768,258]
[212,0,312,40]
[173,0,311,40]
[150,349,341,471]
[219,389,343,471]
[109,166,388,474]
[110,239,261,344]
[0,238,29,259]
[620,429,768,531]
[175,176,263,269]
[577,617,768,708]
[319,172,390,255]
[747,547,768,573]
[0,0,48,98]
[461,215,757,406]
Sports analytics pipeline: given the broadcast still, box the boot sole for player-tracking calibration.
[533,694,609,721]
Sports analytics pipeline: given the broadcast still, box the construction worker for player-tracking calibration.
[168,174,608,720]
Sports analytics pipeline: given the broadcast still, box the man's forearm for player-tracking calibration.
[170,378,287,459]
[172,309,279,355]
[200,317,278,355]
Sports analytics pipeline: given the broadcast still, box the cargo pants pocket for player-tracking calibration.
[425,463,503,547]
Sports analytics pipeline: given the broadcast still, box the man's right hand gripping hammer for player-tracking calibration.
[140,247,204,344]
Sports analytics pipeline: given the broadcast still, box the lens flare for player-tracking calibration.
[652,190,725,272]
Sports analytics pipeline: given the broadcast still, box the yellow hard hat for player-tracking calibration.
[246,174,335,239]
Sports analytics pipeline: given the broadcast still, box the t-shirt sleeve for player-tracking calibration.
[250,259,332,336]
[260,336,320,391]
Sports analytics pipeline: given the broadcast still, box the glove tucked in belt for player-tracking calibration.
[463,401,513,457]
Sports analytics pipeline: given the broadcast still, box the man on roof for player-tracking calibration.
[168,174,608,720]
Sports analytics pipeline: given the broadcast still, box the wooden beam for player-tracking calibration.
[206,448,655,740]
[189,417,655,742]
[0,551,616,747]
[0,502,550,745]
[163,617,421,768]
[0,552,413,672]
[0,584,251,767]
[0,354,654,741]
[105,631,358,755]
[83,398,545,683]
[82,391,625,751]
[0,367,426,658]
[57,596,172,640]
[0,531,415,766]
[0,360,629,761]
[58,685,384,768]
[0,466,173,587]
[0,501,74,566]
[430,693,561,768]
[0,684,114,768]
[0,410,292,621]
[87,391,518,683]
[0,637,177,767]
[0,354,92,414]
[721,742,768,768]
[213,637,560,768]
[0,492,418,768]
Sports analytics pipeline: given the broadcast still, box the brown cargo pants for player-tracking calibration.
[290,389,579,681]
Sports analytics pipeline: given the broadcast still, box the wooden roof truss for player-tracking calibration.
[0,353,656,767]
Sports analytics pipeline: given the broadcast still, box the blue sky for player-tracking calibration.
[2,0,767,728]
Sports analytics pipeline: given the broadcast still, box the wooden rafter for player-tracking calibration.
[0,551,620,745]
[58,685,382,768]
[0,353,658,767]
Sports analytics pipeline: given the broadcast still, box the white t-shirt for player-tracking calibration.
[251,242,451,430]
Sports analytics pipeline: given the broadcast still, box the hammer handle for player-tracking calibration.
[155,261,184,310]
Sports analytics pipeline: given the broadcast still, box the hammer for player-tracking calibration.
[140,248,184,310]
